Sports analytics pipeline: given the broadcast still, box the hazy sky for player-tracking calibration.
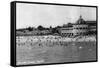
[16,3,96,29]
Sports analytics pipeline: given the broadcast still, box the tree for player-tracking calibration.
[37,25,44,30]
[52,27,59,34]
[67,23,72,27]
[56,26,61,28]
[50,26,52,29]
[27,27,33,31]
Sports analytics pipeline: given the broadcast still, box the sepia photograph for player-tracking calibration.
[13,1,97,66]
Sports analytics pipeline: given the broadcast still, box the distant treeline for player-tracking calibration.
[16,22,74,32]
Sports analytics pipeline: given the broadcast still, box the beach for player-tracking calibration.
[16,35,97,65]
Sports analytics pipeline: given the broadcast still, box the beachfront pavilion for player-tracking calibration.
[59,16,89,37]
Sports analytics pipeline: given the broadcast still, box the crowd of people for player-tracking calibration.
[16,35,96,48]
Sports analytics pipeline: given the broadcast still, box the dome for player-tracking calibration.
[76,15,86,24]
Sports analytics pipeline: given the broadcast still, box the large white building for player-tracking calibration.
[59,16,89,37]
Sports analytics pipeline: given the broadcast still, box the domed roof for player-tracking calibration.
[76,15,86,24]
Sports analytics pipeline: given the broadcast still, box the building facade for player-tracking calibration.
[59,16,90,37]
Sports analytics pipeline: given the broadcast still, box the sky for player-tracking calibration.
[16,3,96,29]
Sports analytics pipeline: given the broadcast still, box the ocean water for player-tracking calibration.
[16,36,97,65]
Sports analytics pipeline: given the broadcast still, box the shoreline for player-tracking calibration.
[16,35,96,42]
